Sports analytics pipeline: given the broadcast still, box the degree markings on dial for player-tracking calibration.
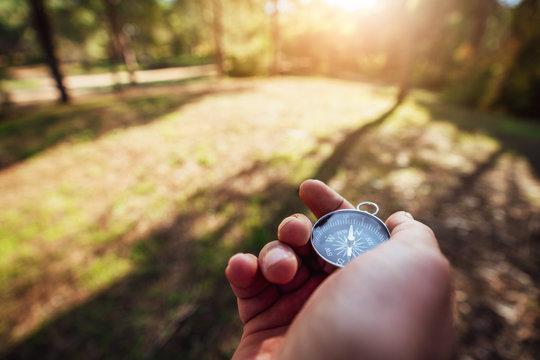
[312,209,391,267]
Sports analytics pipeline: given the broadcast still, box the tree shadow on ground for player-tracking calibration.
[0,82,250,171]
[419,146,539,358]
[2,97,540,360]
[0,100,400,360]
[313,103,400,182]
[417,99,540,178]
[321,99,540,359]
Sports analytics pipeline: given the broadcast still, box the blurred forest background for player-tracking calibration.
[0,0,539,359]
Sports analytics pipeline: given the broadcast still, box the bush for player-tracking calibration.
[227,53,266,77]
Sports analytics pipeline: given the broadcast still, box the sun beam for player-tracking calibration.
[324,0,378,12]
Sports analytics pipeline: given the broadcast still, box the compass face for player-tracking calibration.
[311,209,390,267]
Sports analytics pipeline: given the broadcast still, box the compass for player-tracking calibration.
[311,202,390,268]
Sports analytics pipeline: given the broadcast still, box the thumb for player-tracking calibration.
[385,211,441,251]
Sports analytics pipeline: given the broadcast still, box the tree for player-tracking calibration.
[393,0,414,103]
[480,0,540,112]
[466,0,496,56]
[103,0,138,85]
[211,0,225,76]
[29,0,70,103]
[270,0,280,75]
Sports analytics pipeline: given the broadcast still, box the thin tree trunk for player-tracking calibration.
[29,0,70,103]
[0,63,11,112]
[0,82,11,117]
[103,0,138,85]
[480,0,538,109]
[270,0,280,75]
[107,40,123,90]
[121,32,138,84]
[395,0,414,104]
[468,1,493,55]
[211,0,225,76]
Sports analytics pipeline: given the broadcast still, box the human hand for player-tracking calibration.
[226,180,454,360]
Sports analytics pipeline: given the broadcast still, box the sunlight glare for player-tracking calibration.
[325,0,378,11]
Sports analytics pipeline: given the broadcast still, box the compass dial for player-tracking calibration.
[311,209,390,267]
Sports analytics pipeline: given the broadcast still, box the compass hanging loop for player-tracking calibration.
[356,201,379,216]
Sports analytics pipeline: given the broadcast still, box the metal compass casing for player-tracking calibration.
[311,202,391,268]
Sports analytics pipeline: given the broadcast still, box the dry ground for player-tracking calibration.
[0,77,539,359]
[5,64,216,104]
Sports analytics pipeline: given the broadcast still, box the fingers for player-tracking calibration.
[385,211,440,251]
[243,274,325,336]
[226,216,311,292]
[225,245,309,325]
[226,253,280,324]
[258,241,299,285]
[299,179,354,219]
[226,253,270,299]
[278,213,313,256]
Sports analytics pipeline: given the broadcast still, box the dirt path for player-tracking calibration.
[6,64,217,104]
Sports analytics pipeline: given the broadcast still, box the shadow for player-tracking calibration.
[1,100,400,360]
[2,95,539,360]
[0,167,302,360]
[427,148,505,257]
[313,103,400,183]
[75,75,213,95]
[414,100,540,284]
[0,82,250,171]
[417,99,540,178]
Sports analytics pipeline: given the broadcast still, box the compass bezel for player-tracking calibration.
[311,208,391,268]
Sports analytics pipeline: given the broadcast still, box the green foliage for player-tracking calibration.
[499,22,540,116]
[441,66,492,106]
[0,0,39,64]
[228,54,264,77]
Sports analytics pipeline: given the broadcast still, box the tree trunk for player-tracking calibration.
[480,0,538,109]
[211,0,225,76]
[0,60,11,113]
[103,0,138,85]
[29,0,70,103]
[270,0,280,75]
[467,0,495,55]
[395,0,414,104]
[107,40,123,90]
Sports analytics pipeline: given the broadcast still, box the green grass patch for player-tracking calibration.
[4,78,41,91]
[195,144,217,167]
[76,252,132,293]
[0,92,191,167]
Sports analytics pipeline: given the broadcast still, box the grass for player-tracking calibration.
[4,78,41,91]
[0,76,539,359]
[74,75,213,95]
[0,89,206,167]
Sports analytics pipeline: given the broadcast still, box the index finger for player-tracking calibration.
[299,179,354,219]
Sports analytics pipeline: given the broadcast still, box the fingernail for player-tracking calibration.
[228,253,244,266]
[278,216,298,232]
[264,247,292,270]
[403,211,414,220]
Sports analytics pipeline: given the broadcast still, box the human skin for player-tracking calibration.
[225,179,454,360]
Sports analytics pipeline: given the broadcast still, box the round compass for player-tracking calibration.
[311,202,391,268]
